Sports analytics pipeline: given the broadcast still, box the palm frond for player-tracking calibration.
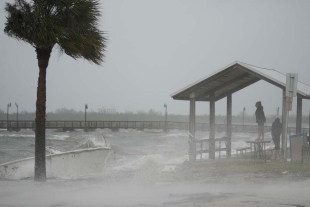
[4,0,107,64]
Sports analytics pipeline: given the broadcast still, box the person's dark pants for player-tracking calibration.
[258,124,264,139]
[273,136,280,150]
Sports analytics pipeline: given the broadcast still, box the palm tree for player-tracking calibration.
[4,0,106,181]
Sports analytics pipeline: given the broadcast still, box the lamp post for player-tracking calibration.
[85,104,88,131]
[242,107,246,127]
[7,103,11,129]
[277,107,279,118]
[164,103,167,132]
[15,103,18,129]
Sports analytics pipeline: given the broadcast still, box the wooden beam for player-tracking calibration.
[196,73,251,100]
[237,64,285,89]
[189,92,196,162]
[209,93,215,159]
[282,89,287,160]
[227,93,232,157]
[214,77,260,102]
[196,148,226,154]
[296,97,302,133]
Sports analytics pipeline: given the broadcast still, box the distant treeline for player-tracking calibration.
[0,108,309,126]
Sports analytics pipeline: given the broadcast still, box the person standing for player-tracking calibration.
[271,118,282,159]
[255,101,266,140]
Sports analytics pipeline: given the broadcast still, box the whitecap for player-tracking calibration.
[112,154,165,171]
[0,134,35,138]
[48,135,69,140]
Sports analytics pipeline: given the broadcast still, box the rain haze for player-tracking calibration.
[1,1,310,207]
[1,0,310,115]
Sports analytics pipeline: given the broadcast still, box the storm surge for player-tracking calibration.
[2,128,305,207]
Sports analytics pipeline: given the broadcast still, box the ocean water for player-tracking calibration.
[0,128,273,165]
[4,129,302,207]
[0,128,275,180]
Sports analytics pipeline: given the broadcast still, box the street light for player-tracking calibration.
[242,107,246,126]
[85,104,88,130]
[7,103,11,129]
[15,103,18,128]
[277,107,279,118]
[164,103,167,132]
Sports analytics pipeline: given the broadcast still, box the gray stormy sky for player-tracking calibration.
[1,0,310,116]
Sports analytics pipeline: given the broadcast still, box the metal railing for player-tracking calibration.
[0,120,308,134]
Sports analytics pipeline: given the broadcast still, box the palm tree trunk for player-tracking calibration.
[34,47,52,182]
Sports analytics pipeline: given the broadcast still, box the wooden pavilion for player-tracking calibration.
[171,61,310,161]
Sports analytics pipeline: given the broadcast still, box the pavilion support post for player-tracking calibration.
[282,89,287,160]
[296,97,302,134]
[189,92,196,162]
[226,93,232,158]
[209,93,215,159]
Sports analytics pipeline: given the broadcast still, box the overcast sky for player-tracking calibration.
[1,0,310,116]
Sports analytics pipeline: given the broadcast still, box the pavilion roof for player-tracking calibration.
[171,61,310,101]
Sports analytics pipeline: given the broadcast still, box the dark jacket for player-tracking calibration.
[272,120,282,138]
[255,106,266,125]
